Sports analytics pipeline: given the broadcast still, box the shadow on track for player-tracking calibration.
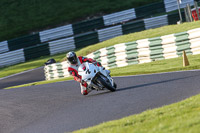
[117,75,200,92]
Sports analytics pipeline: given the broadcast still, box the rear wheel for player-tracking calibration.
[96,76,116,92]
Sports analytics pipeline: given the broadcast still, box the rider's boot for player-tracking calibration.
[80,83,92,95]
[83,88,92,95]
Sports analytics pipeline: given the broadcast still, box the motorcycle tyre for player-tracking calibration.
[96,77,116,92]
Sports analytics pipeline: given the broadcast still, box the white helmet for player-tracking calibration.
[66,51,77,64]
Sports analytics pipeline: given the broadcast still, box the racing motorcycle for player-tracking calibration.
[78,62,117,92]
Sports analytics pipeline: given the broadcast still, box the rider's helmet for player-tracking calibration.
[66,51,77,64]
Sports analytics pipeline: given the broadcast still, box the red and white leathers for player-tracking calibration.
[68,56,102,95]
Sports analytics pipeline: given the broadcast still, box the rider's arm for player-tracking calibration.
[81,56,102,66]
[68,67,82,82]
[68,67,87,87]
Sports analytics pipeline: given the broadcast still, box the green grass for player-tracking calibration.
[5,76,73,89]
[110,54,200,76]
[5,53,200,89]
[6,54,200,133]
[1,21,200,79]
[76,21,200,56]
[0,0,160,41]
[0,52,66,78]
[72,93,200,133]
[3,18,200,133]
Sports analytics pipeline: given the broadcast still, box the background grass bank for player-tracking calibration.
[5,53,200,89]
[1,21,200,79]
[76,21,200,56]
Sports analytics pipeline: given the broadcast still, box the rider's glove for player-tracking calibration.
[93,62,101,66]
[97,62,101,66]
[92,62,98,66]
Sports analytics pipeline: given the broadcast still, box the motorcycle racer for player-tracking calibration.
[66,51,110,95]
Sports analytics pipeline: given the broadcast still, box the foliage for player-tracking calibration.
[0,0,160,41]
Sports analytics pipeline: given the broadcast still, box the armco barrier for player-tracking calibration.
[135,1,166,18]
[23,43,50,61]
[98,25,123,42]
[72,17,104,35]
[74,31,99,48]
[0,11,188,67]
[167,11,186,24]
[0,41,9,54]
[44,28,200,80]
[39,24,73,43]
[8,33,41,51]
[0,49,25,67]
[122,20,145,34]
[103,8,136,26]
[0,0,193,54]
[144,15,168,30]
[0,11,189,68]
[49,37,76,55]
[164,0,194,12]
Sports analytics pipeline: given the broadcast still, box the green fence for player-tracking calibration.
[122,20,145,34]
[167,11,186,25]
[44,28,200,80]
[72,17,104,34]
[74,31,99,48]
[23,43,50,61]
[135,1,166,18]
[8,33,41,51]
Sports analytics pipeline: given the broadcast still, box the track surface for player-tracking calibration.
[0,70,200,133]
[0,67,45,89]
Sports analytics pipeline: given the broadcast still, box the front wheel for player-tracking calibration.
[96,76,116,92]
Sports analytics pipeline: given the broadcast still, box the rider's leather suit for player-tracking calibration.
[68,56,101,95]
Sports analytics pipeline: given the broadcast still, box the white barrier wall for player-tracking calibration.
[103,8,136,26]
[98,25,123,42]
[0,41,9,54]
[164,0,194,12]
[45,28,200,80]
[0,49,25,67]
[49,37,76,55]
[144,15,168,30]
[39,24,73,42]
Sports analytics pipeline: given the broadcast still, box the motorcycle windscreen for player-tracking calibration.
[78,62,98,81]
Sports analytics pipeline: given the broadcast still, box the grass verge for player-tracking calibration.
[72,93,200,133]
[5,77,73,89]
[76,21,200,56]
[0,52,66,78]
[2,21,200,133]
[1,21,200,79]
[5,53,200,89]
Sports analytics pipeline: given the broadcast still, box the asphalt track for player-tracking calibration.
[0,67,45,89]
[0,70,200,133]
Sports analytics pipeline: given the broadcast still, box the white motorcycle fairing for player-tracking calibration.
[78,62,116,91]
